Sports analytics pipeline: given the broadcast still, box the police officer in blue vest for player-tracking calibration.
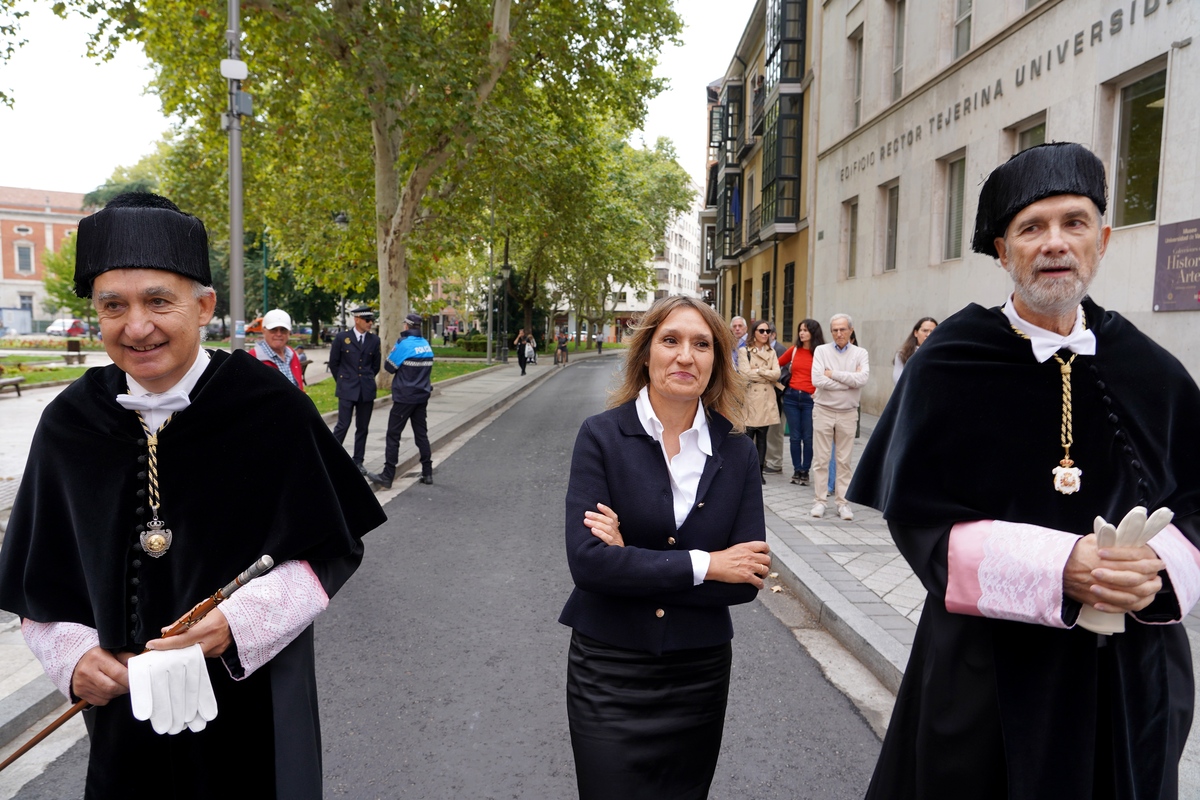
[328,306,381,473]
[369,313,434,489]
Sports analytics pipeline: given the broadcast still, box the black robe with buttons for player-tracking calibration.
[0,349,385,799]
[847,298,1200,800]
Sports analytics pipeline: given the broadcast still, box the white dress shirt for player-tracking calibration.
[635,386,712,585]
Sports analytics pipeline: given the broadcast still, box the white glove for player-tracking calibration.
[1078,506,1174,635]
[128,644,218,735]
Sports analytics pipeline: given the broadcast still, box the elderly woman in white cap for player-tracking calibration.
[254,308,306,392]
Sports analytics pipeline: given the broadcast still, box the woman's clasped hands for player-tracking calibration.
[584,502,771,587]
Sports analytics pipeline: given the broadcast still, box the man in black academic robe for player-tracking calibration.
[848,143,1200,800]
[0,193,385,798]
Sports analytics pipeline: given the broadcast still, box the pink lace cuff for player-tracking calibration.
[1139,524,1200,624]
[219,559,328,679]
[22,620,100,699]
[946,520,1078,629]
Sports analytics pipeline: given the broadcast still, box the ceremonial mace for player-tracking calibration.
[0,555,275,772]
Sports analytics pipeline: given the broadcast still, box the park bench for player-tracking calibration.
[0,376,25,397]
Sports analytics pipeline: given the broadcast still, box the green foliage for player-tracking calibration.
[0,1,27,108]
[53,0,682,352]
[40,232,92,321]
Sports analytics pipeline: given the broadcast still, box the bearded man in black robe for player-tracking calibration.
[0,193,385,798]
[849,142,1200,800]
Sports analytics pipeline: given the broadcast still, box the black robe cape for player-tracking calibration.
[0,349,386,799]
[847,298,1200,800]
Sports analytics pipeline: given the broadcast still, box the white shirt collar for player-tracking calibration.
[635,385,712,456]
[122,347,211,430]
[1002,295,1096,363]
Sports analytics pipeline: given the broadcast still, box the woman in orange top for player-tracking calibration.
[777,319,824,485]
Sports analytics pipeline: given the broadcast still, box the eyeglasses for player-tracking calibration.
[756,328,770,334]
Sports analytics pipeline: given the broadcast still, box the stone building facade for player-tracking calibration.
[812,0,1198,412]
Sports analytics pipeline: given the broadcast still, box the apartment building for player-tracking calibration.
[700,0,814,344]
[0,187,88,332]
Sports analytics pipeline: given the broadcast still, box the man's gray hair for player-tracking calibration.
[193,281,216,301]
[830,312,853,328]
[731,316,746,325]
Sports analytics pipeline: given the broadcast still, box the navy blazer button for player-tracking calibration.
[655,609,665,618]
[667,537,676,545]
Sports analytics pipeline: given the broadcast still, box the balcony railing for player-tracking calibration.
[748,205,761,245]
[736,127,756,160]
[751,87,765,134]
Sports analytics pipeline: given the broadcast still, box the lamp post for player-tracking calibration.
[222,0,251,352]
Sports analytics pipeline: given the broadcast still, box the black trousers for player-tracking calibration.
[383,400,431,480]
[746,425,768,473]
[332,398,374,463]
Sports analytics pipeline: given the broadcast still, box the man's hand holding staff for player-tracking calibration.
[1,556,274,769]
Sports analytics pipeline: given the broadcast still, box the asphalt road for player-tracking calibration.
[14,355,880,798]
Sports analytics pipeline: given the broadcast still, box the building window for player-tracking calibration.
[761,273,772,323]
[845,199,859,279]
[851,26,865,127]
[1017,121,1046,152]
[944,157,966,260]
[15,243,34,274]
[765,0,806,92]
[953,0,972,61]
[1114,69,1166,228]
[782,262,795,340]
[892,0,906,102]
[19,294,34,313]
[883,183,900,272]
[761,95,802,224]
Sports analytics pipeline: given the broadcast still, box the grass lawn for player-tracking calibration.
[305,362,493,414]
[0,355,59,365]
[4,365,89,385]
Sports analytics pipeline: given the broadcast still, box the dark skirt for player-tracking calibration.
[566,630,732,800]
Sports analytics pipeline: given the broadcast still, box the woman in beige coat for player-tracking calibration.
[739,319,781,484]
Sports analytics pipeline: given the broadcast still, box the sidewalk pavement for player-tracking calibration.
[1,348,1199,783]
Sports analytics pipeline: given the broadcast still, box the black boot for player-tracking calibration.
[419,474,433,485]
[368,468,394,490]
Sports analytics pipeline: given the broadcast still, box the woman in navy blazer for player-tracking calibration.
[560,296,771,800]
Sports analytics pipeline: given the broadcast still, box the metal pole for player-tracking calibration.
[227,0,245,352]
[500,234,509,364]
[486,197,494,365]
[262,234,269,312]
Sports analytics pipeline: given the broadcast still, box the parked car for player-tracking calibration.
[46,318,87,337]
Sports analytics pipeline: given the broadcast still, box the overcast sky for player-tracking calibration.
[0,0,755,195]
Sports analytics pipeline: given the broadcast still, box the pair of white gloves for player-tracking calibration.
[128,644,218,734]
[1078,506,1174,635]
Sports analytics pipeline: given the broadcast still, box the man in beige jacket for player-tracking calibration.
[810,313,869,520]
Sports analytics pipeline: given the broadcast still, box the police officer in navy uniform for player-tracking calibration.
[368,313,434,489]
[328,306,381,472]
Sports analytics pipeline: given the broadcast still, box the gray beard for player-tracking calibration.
[1013,256,1088,319]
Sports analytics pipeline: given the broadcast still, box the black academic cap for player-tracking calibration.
[971,142,1107,258]
[74,192,212,297]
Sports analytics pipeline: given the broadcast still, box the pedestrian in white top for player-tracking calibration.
[810,313,869,520]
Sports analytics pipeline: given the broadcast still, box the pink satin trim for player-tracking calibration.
[946,520,1077,629]
[946,520,990,616]
[1140,524,1200,624]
